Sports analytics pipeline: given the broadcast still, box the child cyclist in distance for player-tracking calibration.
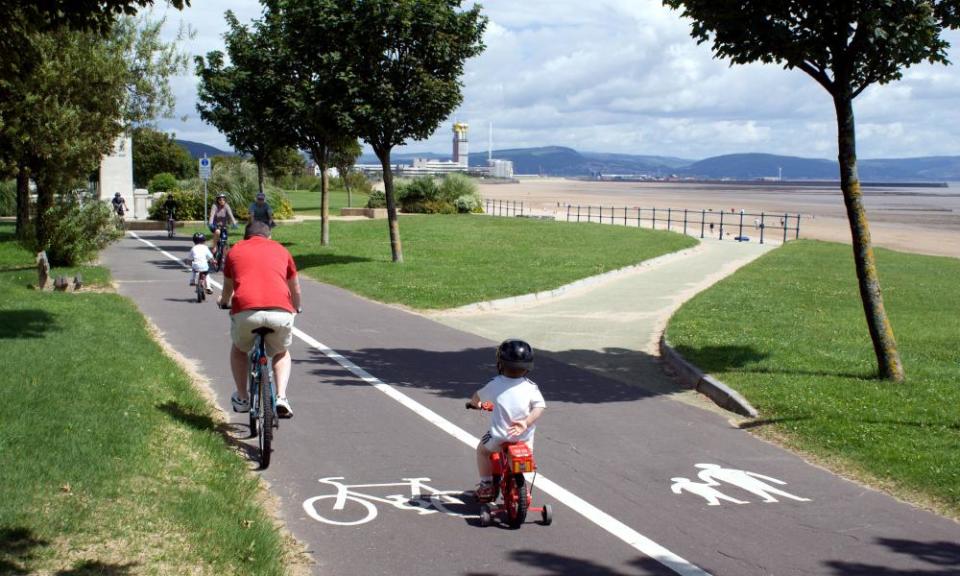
[468,339,546,502]
[187,232,214,293]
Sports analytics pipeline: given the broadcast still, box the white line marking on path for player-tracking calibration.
[130,231,713,576]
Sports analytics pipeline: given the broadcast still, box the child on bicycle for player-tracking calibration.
[467,339,546,502]
[187,232,214,293]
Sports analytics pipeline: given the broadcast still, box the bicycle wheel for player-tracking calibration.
[248,369,258,437]
[258,367,273,469]
[303,494,378,526]
[167,219,174,238]
[505,474,528,529]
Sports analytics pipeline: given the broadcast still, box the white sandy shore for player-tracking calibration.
[477,178,960,259]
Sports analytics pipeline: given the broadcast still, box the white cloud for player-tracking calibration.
[154,1,960,160]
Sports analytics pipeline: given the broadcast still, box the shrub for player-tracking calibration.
[147,190,206,221]
[366,189,386,209]
[438,173,476,202]
[27,195,120,266]
[454,194,482,213]
[147,172,178,194]
[0,179,15,217]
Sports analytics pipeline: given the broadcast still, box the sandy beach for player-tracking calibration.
[477,178,960,259]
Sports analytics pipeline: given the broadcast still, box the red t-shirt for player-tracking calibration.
[223,236,298,314]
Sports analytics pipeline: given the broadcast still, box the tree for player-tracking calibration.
[265,146,306,180]
[132,126,194,186]
[336,0,486,262]
[331,139,362,207]
[17,26,128,249]
[196,11,292,198]
[662,0,960,381]
[4,11,190,239]
[266,0,358,247]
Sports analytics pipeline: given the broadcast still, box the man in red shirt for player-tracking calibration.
[218,220,302,417]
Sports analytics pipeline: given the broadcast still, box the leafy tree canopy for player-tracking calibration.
[662,0,960,97]
[132,126,194,186]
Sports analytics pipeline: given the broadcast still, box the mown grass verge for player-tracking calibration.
[666,239,960,517]
[268,215,698,309]
[283,187,369,216]
[0,224,299,575]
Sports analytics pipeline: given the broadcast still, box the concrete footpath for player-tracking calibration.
[428,237,774,408]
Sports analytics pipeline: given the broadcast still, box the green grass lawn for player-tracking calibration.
[666,240,960,517]
[270,215,698,309]
[0,224,298,575]
[283,187,369,216]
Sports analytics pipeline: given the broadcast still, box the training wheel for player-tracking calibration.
[479,504,492,527]
[541,504,553,526]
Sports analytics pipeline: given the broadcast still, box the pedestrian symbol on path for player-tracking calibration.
[671,463,811,506]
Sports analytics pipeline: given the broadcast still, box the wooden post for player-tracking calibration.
[700,209,705,238]
[683,209,688,236]
[795,213,801,239]
[54,276,68,291]
[36,251,50,290]
[760,212,765,244]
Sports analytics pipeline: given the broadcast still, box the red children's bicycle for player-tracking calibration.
[467,401,553,529]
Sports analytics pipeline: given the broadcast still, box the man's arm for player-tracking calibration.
[287,274,301,312]
[218,277,234,307]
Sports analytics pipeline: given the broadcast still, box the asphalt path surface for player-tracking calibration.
[103,231,960,576]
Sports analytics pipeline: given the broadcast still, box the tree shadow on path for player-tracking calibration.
[294,344,683,405]
[825,537,960,575]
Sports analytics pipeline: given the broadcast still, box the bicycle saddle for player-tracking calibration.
[251,327,275,336]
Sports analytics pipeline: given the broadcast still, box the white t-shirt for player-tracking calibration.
[189,244,214,272]
[477,375,546,444]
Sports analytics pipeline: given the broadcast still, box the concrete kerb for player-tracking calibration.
[659,334,759,418]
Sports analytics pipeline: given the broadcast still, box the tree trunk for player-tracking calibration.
[344,169,352,208]
[34,181,53,250]
[16,162,30,239]
[311,145,330,247]
[320,147,330,247]
[255,156,266,196]
[834,94,905,382]
[376,146,403,263]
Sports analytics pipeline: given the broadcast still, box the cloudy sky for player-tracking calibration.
[154,0,960,161]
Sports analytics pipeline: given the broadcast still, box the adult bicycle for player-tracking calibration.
[219,303,278,469]
[247,325,278,469]
[211,225,230,272]
[166,211,176,239]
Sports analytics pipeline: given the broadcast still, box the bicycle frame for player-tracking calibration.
[248,331,277,468]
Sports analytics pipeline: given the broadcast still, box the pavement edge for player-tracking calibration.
[658,334,759,418]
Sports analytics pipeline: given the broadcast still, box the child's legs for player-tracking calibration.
[476,432,501,479]
[476,442,493,478]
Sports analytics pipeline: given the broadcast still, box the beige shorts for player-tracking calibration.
[230,309,295,357]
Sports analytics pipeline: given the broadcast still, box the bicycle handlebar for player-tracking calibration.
[465,401,493,411]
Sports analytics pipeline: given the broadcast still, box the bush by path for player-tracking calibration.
[666,240,960,518]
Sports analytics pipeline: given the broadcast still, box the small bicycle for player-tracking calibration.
[195,271,208,303]
[467,402,553,529]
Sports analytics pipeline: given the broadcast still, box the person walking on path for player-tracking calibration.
[218,221,302,418]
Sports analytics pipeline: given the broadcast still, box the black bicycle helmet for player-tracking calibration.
[496,339,534,373]
[192,232,206,244]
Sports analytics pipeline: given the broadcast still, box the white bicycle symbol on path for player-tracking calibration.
[303,476,472,526]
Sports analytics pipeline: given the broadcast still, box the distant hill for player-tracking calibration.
[175,139,235,159]
[354,146,960,181]
[677,153,960,181]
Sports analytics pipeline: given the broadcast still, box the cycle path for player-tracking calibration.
[103,232,960,576]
